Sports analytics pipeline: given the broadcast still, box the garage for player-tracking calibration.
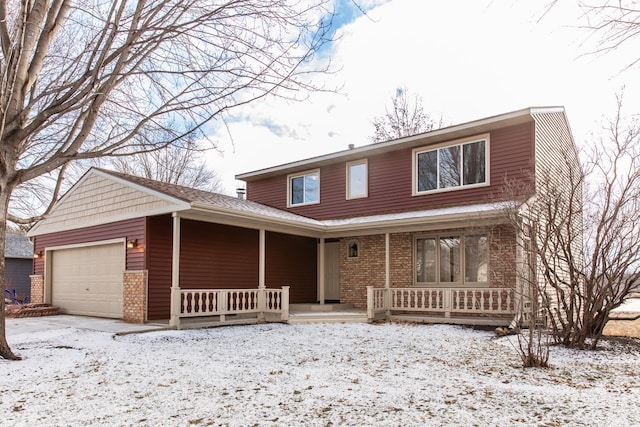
[51,242,125,318]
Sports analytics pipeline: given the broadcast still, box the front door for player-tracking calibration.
[324,241,340,301]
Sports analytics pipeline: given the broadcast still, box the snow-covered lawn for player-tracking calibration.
[2,322,639,426]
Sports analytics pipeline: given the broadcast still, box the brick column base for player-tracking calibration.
[29,275,44,304]
[123,270,148,323]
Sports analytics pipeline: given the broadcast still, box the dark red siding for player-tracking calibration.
[145,217,262,320]
[32,217,146,276]
[247,123,535,220]
[265,231,317,303]
[179,220,260,288]
[146,215,173,320]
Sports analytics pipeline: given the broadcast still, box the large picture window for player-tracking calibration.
[415,234,488,285]
[288,170,319,206]
[414,136,488,194]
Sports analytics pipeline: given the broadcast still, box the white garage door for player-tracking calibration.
[51,243,125,318]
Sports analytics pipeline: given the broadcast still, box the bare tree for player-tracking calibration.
[370,87,441,143]
[110,137,224,193]
[543,1,640,70]
[0,0,336,360]
[500,94,640,351]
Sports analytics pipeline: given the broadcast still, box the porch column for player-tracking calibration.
[170,213,181,327]
[258,229,266,320]
[385,233,390,288]
[259,229,266,289]
[385,232,391,317]
[318,237,325,304]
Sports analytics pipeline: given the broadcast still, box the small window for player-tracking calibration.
[347,240,360,258]
[288,169,320,207]
[346,160,368,199]
[414,135,489,195]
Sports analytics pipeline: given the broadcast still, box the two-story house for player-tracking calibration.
[27,106,580,328]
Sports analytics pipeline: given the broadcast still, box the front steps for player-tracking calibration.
[288,303,367,324]
[4,303,61,318]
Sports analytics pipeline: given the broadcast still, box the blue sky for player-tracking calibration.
[207,0,640,194]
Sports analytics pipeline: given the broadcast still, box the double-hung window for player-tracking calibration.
[415,234,488,286]
[414,135,489,194]
[288,169,320,207]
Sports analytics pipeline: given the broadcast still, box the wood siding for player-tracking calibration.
[31,172,182,235]
[265,231,317,303]
[246,123,535,220]
[33,217,146,276]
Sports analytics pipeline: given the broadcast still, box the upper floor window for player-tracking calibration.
[288,169,320,207]
[346,160,368,199]
[413,135,489,195]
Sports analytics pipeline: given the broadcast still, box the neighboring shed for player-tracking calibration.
[4,233,33,301]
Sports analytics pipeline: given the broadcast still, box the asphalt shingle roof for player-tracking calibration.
[5,233,33,259]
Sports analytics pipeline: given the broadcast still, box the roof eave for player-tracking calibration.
[236,107,564,181]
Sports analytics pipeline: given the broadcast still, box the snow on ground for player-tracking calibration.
[2,322,640,426]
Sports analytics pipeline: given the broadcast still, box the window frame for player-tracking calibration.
[414,233,489,287]
[287,169,320,207]
[346,159,368,200]
[412,134,490,196]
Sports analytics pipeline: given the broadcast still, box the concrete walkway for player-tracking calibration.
[5,315,171,337]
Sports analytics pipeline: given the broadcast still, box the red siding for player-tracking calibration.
[247,123,535,220]
[146,218,261,320]
[32,217,146,276]
[179,220,260,289]
[146,215,173,320]
[265,231,317,303]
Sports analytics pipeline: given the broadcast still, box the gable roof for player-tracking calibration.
[236,106,567,181]
[28,168,325,237]
[28,167,511,238]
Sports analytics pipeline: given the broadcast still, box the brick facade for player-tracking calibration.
[338,225,518,308]
[29,275,44,304]
[123,270,148,323]
[339,235,385,308]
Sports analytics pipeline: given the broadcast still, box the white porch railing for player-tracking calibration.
[173,286,289,327]
[367,287,515,323]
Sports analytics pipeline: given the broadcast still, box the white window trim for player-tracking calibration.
[287,168,320,207]
[412,133,490,196]
[346,159,368,200]
[413,233,490,287]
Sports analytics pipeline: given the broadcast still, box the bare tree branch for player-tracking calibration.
[0,0,337,360]
[370,86,443,143]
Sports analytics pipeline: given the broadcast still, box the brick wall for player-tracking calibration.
[339,235,385,308]
[123,270,148,323]
[390,232,413,287]
[489,224,517,289]
[29,275,44,304]
[338,225,518,307]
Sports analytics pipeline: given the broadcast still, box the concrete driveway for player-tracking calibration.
[603,298,640,339]
[5,315,170,337]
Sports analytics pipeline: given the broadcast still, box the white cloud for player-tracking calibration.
[207,0,640,194]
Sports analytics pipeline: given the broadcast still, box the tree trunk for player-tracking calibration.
[0,188,21,360]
